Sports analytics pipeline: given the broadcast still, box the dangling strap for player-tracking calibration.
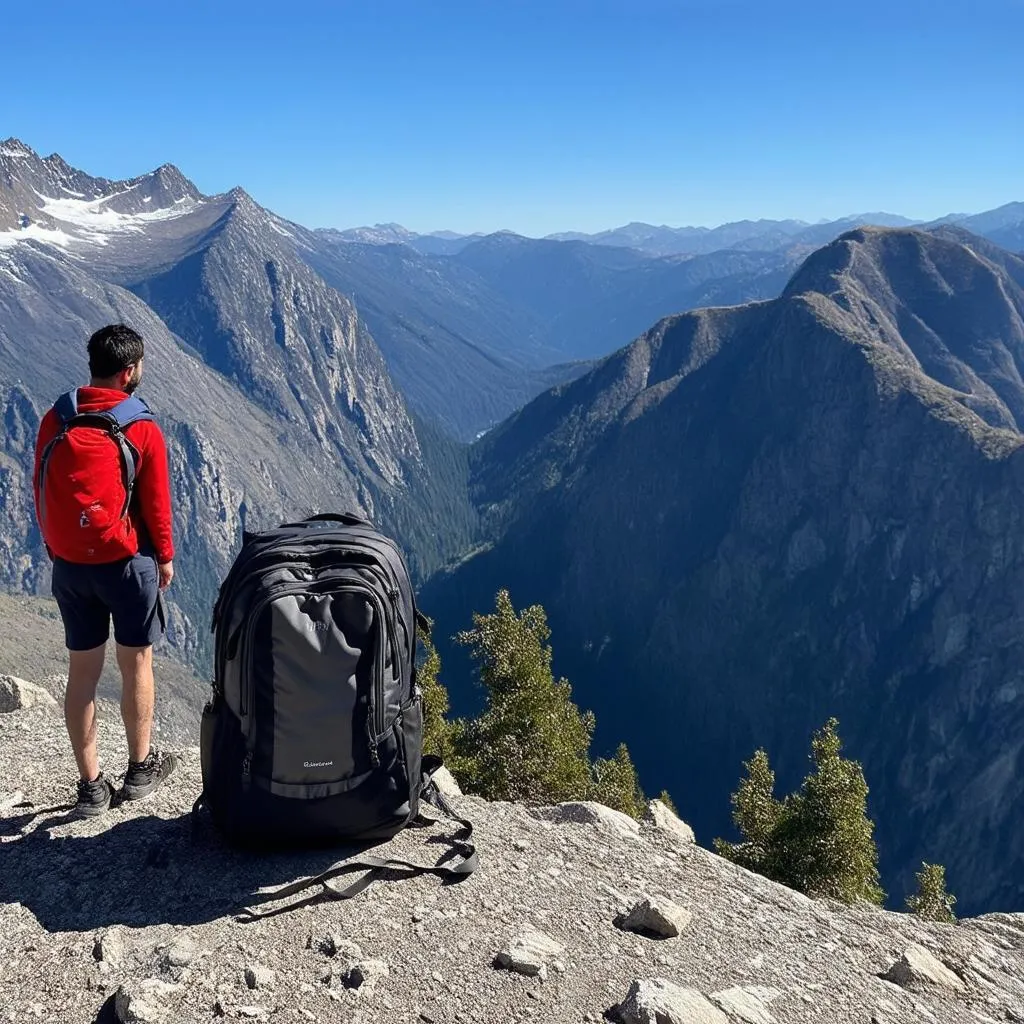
[235,761,477,922]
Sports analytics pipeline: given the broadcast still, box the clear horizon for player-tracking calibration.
[3,1,1021,237]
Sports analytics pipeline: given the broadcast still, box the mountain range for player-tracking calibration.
[0,138,475,665]
[422,226,1024,917]
[338,202,1024,260]
[4,137,1024,915]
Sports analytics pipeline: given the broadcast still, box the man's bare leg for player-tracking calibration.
[117,644,154,764]
[65,645,106,781]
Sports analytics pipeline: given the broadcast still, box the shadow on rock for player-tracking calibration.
[0,811,386,932]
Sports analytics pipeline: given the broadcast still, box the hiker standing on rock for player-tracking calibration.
[33,324,178,817]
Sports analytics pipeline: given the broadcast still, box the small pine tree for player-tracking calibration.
[657,790,679,815]
[714,748,782,873]
[453,590,595,804]
[777,719,884,904]
[906,863,957,923]
[415,618,448,757]
[716,719,885,906]
[417,617,454,760]
[590,743,646,819]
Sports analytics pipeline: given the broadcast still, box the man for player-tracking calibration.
[33,323,178,816]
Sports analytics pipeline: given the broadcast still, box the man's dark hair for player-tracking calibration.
[88,324,145,379]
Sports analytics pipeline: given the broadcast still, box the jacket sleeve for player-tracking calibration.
[134,421,175,564]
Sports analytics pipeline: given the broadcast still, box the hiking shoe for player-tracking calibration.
[122,749,179,801]
[75,774,115,817]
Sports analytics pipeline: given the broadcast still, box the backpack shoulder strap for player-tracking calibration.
[40,393,155,523]
[233,760,478,922]
[52,389,79,425]
[106,394,155,430]
[102,396,154,517]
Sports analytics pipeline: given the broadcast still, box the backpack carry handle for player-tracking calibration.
[279,512,372,530]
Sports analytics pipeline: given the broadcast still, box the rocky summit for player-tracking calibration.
[3,691,1024,1023]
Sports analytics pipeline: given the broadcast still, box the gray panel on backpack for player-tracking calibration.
[269,593,364,786]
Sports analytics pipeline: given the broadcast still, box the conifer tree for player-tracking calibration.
[417,617,454,760]
[906,862,957,923]
[657,790,679,815]
[590,743,647,819]
[714,748,781,873]
[454,590,595,803]
[716,719,884,905]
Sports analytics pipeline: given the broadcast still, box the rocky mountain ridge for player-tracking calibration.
[0,140,475,668]
[3,691,1024,1023]
[422,227,1024,916]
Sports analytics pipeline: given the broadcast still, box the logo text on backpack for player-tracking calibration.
[304,760,334,768]
[305,621,330,632]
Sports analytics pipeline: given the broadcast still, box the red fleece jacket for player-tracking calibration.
[33,387,175,565]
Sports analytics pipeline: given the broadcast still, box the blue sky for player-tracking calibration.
[3,0,1021,235]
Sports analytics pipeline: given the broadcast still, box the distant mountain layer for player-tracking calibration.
[305,232,796,437]
[422,227,1024,915]
[333,203,1023,259]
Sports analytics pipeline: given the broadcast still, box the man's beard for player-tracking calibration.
[124,366,142,395]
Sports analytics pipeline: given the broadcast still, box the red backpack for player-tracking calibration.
[37,390,154,562]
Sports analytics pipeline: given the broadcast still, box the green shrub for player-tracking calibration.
[452,590,595,804]
[656,790,679,815]
[590,743,646,819]
[417,617,454,760]
[716,719,884,905]
[906,863,957,923]
[433,590,646,817]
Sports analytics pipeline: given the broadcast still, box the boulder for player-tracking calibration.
[244,965,276,990]
[530,801,640,837]
[495,926,565,979]
[114,980,178,1023]
[0,676,57,713]
[431,765,463,798]
[619,896,692,939]
[711,985,782,1024]
[162,935,196,969]
[643,800,696,845]
[616,979,728,1024]
[883,943,966,992]
[93,928,127,966]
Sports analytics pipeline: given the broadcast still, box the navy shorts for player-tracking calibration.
[51,554,166,651]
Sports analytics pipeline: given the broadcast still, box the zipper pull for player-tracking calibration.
[241,753,252,790]
[368,742,380,768]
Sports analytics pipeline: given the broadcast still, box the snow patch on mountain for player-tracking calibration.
[0,223,76,250]
[0,192,201,249]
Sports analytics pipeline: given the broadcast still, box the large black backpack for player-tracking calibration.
[198,512,475,910]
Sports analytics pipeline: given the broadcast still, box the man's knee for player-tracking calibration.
[67,645,106,684]
[116,644,154,679]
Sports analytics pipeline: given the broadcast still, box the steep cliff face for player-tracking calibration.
[423,229,1024,915]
